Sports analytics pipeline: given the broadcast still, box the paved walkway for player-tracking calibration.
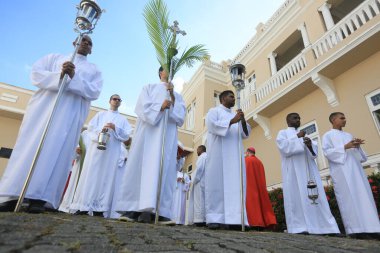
[0,212,379,253]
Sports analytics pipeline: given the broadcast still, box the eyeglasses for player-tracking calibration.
[112,98,122,102]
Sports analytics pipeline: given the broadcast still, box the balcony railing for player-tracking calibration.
[240,98,252,111]
[255,52,307,102]
[312,0,380,59]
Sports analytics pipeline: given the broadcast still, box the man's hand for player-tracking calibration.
[297,130,306,138]
[167,82,175,104]
[161,99,172,111]
[104,123,115,131]
[345,138,365,149]
[303,137,312,148]
[230,109,244,125]
[61,61,75,79]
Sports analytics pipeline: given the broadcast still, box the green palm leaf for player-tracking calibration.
[143,0,209,79]
[172,45,209,77]
[143,0,172,74]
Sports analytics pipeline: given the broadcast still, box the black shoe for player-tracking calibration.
[249,226,264,231]
[194,222,206,227]
[0,200,17,212]
[158,216,175,225]
[27,200,46,214]
[75,211,88,215]
[137,212,153,223]
[350,233,380,240]
[207,223,221,230]
[93,211,103,217]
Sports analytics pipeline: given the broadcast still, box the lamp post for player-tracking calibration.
[14,0,104,212]
[229,63,246,232]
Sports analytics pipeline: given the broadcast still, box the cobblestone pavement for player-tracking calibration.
[0,212,379,253]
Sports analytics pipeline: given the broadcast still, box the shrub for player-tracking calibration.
[268,172,380,233]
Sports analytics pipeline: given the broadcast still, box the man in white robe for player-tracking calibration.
[171,169,191,225]
[276,113,340,234]
[115,67,186,224]
[0,35,102,213]
[191,145,207,226]
[70,95,132,217]
[205,90,251,229]
[322,112,380,236]
[58,129,91,213]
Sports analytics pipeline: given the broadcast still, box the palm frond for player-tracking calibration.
[143,0,172,73]
[143,0,209,80]
[172,45,209,77]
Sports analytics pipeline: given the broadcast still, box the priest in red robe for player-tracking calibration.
[245,147,277,229]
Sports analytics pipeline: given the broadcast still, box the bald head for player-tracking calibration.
[75,35,93,56]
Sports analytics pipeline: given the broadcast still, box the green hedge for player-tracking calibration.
[268,172,380,233]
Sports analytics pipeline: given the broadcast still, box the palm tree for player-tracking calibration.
[143,0,209,80]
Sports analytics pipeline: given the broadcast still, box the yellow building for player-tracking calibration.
[181,0,380,188]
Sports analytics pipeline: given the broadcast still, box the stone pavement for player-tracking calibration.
[0,212,379,253]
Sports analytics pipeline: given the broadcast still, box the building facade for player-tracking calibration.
[181,0,380,188]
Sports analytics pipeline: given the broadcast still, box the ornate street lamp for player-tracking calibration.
[229,63,246,232]
[14,0,104,212]
[75,0,103,32]
[230,63,246,92]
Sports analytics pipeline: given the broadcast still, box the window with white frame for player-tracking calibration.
[187,164,193,174]
[366,89,380,135]
[299,121,327,170]
[247,73,256,94]
[186,100,196,130]
[214,91,220,107]
[241,73,256,100]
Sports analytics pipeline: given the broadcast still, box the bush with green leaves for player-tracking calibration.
[268,172,380,233]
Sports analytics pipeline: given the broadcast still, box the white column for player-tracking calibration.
[268,52,277,76]
[318,3,335,30]
[298,22,310,47]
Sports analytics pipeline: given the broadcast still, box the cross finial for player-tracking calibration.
[169,20,186,36]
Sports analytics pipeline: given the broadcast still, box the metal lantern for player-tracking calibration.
[97,131,110,150]
[75,0,103,32]
[307,179,319,205]
[229,63,246,91]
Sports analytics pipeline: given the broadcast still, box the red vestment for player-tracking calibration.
[245,155,277,227]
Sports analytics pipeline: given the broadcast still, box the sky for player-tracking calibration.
[0,0,284,115]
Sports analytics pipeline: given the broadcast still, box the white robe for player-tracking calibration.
[58,130,91,213]
[322,129,380,234]
[276,127,339,234]
[205,105,251,225]
[70,110,132,213]
[192,152,207,223]
[114,82,186,219]
[171,171,191,224]
[0,53,102,208]
[108,143,129,219]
